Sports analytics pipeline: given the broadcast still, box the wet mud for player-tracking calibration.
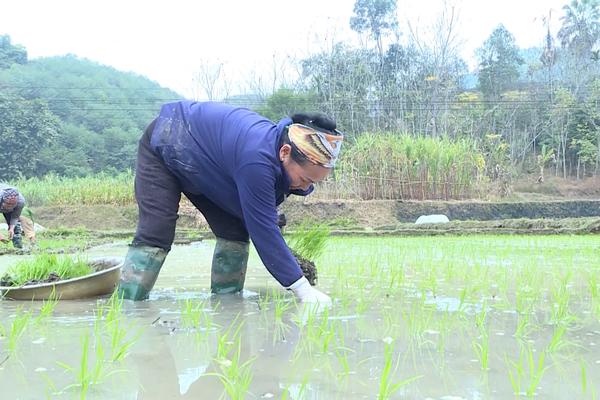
[292,250,318,286]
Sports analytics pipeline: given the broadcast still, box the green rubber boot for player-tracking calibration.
[210,238,249,294]
[12,222,23,249]
[117,244,168,300]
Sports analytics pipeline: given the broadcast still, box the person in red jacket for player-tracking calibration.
[117,102,343,303]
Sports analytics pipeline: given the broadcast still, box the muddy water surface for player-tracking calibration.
[0,236,599,399]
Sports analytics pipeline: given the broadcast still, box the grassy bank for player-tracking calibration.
[15,172,135,206]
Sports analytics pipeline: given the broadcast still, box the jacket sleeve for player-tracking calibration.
[234,162,303,287]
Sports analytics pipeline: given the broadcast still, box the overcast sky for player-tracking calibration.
[1,0,568,98]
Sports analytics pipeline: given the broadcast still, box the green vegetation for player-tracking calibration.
[55,333,113,399]
[2,254,93,286]
[6,307,32,354]
[15,172,134,206]
[0,41,180,179]
[209,317,255,400]
[179,297,216,342]
[287,223,330,261]
[378,340,422,400]
[1,234,599,398]
[3,0,600,197]
[36,291,59,323]
[96,291,140,363]
[336,133,485,200]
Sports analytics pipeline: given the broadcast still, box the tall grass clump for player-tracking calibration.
[15,171,134,206]
[332,132,484,200]
[2,254,93,286]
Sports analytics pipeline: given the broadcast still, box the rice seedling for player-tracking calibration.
[472,335,490,372]
[332,345,354,379]
[256,287,274,311]
[256,288,292,343]
[581,360,587,394]
[291,304,335,359]
[57,334,93,398]
[505,344,549,398]
[580,360,598,400]
[387,264,405,293]
[505,352,524,396]
[7,308,32,354]
[273,291,292,322]
[355,294,373,315]
[472,305,490,371]
[299,306,336,355]
[35,290,59,324]
[205,317,255,400]
[280,374,310,400]
[2,254,93,287]
[377,339,422,400]
[381,306,397,338]
[213,338,255,400]
[546,324,569,353]
[287,222,329,262]
[513,309,533,340]
[96,292,140,362]
[271,293,293,343]
[550,273,576,326]
[2,234,598,398]
[56,332,122,399]
[524,346,548,397]
[401,298,435,348]
[180,297,214,335]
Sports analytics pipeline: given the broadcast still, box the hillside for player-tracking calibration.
[0,36,182,178]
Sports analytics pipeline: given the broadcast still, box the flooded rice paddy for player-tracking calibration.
[1,235,599,399]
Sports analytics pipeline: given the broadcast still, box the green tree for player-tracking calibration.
[567,106,599,178]
[558,0,600,56]
[301,43,376,132]
[254,88,318,122]
[0,93,59,179]
[477,25,524,100]
[0,35,27,69]
[350,0,398,61]
[0,52,182,177]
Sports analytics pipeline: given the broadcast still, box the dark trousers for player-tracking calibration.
[134,121,249,251]
[3,212,22,246]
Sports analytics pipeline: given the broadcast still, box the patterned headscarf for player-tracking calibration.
[288,123,343,168]
[0,188,19,210]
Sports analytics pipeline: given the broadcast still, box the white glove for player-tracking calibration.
[287,276,331,304]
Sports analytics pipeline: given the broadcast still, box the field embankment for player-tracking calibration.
[30,199,600,236]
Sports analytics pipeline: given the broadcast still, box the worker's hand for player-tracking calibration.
[7,226,14,240]
[0,233,6,242]
[287,276,331,304]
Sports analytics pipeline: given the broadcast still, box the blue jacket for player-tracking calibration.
[150,101,312,286]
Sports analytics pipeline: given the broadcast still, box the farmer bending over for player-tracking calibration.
[117,101,343,303]
[0,184,25,249]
